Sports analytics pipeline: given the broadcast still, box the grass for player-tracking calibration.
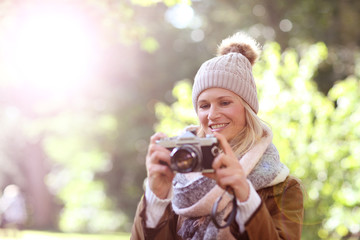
[0,230,131,240]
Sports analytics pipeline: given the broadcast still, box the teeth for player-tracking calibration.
[211,124,227,129]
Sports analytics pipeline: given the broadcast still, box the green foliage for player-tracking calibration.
[141,36,159,53]
[43,113,126,233]
[154,42,360,239]
[9,230,130,240]
[154,79,197,135]
[255,43,359,239]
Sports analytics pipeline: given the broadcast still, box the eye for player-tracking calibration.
[199,103,210,109]
[220,100,231,106]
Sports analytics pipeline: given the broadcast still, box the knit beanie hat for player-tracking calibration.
[192,32,261,114]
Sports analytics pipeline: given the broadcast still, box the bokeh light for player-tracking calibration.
[279,19,293,32]
[165,3,194,29]
[1,2,101,99]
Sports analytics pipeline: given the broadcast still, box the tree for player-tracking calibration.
[0,0,186,232]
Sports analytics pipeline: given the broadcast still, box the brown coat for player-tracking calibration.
[131,176,304,240]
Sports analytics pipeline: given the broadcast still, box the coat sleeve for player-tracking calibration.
[230,177,304,240]
[131,195,179,240]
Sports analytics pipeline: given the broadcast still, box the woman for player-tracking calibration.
[131,32,304,239]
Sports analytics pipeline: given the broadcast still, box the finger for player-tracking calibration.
[147,158,174,180]
[147,132,169,158]
[147,150,171,167]
[213,132,236,157]
[212,153,225,170]
[216,174,250,201]
[148,163,174,178]
[150,132,168,144]
[216,167,244,180]
[216,171,242,187]
[212,153,238,170]
[147,142,170,158]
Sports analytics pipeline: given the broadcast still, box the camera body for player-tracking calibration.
[156,131,220,173]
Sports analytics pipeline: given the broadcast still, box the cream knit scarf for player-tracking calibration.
[171,128,289,239]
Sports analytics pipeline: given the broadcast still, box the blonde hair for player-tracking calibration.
[197,98,268,157]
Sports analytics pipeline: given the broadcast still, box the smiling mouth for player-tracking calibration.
[210,123,228,130]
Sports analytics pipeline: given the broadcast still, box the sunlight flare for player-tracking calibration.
[2,3,99,95]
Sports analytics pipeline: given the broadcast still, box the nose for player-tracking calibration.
[208,105,220,120]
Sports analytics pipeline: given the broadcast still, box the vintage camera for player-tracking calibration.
[156,131,220,173]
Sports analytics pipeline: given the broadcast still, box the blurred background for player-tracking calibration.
[0,0,359,239]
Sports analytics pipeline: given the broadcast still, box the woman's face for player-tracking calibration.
[197,88,246,142]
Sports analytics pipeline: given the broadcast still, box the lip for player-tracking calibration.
[209,123,228,132]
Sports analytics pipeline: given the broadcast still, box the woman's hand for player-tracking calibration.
[146,132,175,199]
[204,132,250,202]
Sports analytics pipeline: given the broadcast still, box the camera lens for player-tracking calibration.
[170,145,201,173]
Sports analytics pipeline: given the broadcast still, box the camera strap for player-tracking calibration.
[211,187,237,229]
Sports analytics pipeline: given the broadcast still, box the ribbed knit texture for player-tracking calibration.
[192,52,259,114]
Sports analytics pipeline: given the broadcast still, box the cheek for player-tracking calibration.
[238,111,246,123]
[236,112,246,127]
[197,112,208,125]
[229,109,246,126]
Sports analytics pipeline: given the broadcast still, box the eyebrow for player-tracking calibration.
[198,95,234,103]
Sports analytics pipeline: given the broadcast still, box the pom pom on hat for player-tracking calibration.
[192,32,261,113]
[217,32,261,66]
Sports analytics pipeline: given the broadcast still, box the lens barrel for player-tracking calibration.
[170,145,201,173]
